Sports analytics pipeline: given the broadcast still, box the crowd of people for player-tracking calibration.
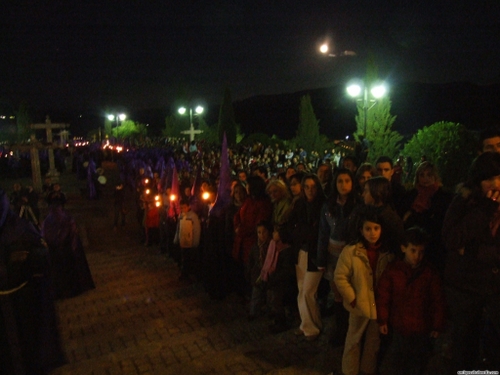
[114,129,500,374]
[2,128,500,374]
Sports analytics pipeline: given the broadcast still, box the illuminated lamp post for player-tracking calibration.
[178,106,204,142]
[346,81,387,137]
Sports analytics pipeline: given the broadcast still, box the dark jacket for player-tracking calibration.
[442,187,500,295]
[401,187,452,272]
[285,196,325,272]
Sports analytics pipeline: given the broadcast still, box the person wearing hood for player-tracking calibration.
[0,189,66,374]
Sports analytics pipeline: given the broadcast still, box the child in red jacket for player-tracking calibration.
[377,226,445,374]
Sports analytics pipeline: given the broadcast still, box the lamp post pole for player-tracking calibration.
[347,81,387,138]
[178,106,204,142]
[107,114,126,143]
[363,86,369,137]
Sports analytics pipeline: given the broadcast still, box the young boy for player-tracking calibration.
[261,225,295,334]
[376,226,445,374]
[247,221,272,321]
[174,198,201,282]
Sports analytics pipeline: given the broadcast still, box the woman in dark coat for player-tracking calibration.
[42,203,95,300]
[401,161,451,272]
[286,173,326,340]
[442,152,500,372]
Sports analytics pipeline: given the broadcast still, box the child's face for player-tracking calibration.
[272,230,281,242]
[180,204,190,214]
[361,221,381,245]
[257,226,270,243]
[401,243,425,268]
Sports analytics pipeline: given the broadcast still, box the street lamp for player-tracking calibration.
[178,105,204,142]
[106,113,126,142]
[346,81,387,136]
[178,106,203,122]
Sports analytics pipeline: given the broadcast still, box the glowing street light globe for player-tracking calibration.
[107,115,115,121]
[118,113,127,121]
[371,84,387,99]
[178,107,187,115]
[347,84,362,98]
[319,43,329,54]
[195,106,204,114]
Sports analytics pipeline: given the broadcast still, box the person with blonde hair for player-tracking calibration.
[266,179,292,227]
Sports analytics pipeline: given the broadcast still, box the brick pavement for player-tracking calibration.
[46,169,342,375]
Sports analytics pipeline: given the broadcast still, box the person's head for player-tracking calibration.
[285,166,296,180]
[355,163,376,190]
[180,199,191,213]
[289,172,305,197]
[401,226,429,268]
[332,168,354,199]
[252,166,268,181]
[342,156,358,173]
[296,162,306,172]
[256,220,273,244]
[375,156,394,181]
[237,169,247,182]
[479,128,500,154]
[363,176,391,206]
[358,208,383,246]
[317,163,332,185]
[246,175,268,199]
[266,179,290,203]
[52,183,61,192]
[301,174,324,202]
[467,151,500,197]
[414,161,441,187]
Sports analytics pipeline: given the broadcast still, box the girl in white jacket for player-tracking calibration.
[334,208,393,375]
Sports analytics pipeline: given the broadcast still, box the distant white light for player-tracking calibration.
[178,107,187,115]
[195,106,204,114]
[319,43,329,54]
[118,114,126,121]
[107,115,115,121]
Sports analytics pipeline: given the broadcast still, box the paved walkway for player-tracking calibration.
[45,167,342,375]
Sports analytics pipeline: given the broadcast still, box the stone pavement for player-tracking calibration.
[44,167,342,375]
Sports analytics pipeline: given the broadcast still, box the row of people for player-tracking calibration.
[121,129,500,374]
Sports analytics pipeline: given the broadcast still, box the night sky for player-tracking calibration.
[1,1,500,114]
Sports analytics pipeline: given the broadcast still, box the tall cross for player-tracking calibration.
[181,123,203,142]
[31,116,70,181]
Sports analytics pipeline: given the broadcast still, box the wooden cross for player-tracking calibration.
[31,116,69,183]
[180,123,203,142]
